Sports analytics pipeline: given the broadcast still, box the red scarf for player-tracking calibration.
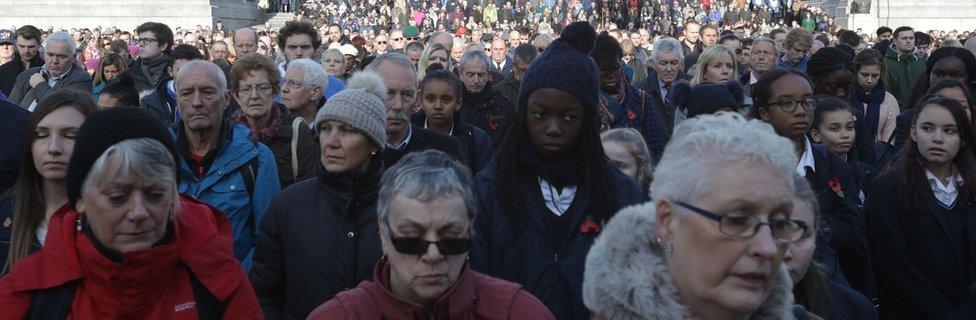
[234,102,285,142]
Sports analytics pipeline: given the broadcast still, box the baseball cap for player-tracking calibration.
[0,30,15,45]
[339,44,359,56]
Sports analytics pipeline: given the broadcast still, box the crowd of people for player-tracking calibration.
[0,0,976,318]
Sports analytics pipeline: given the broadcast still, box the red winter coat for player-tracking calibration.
[307,259,555,320]
[0,196,263,319]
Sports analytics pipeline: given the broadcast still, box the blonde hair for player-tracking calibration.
[601,128,654,191]
[783,27,814,51]
[691,45,738,86]
[417,43,452,80]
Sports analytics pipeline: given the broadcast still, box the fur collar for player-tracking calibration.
[583,202,797,320]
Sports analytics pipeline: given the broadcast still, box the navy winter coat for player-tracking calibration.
[807,144,872,296]
[470,164,646,320]
[867,170,976,319]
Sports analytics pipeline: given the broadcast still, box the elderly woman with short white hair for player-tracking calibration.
[583,112,807,320]
[0,108,261,318]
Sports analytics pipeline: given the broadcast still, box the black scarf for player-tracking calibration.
[317,156,384,216]
[853,85,886,138]
[519,145,580,188]
[141,53,170,89]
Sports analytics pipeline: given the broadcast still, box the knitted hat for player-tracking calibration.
[518,22,599,112]
[673,81,745,118]
[316,71,388,150]
[66,108,179,206]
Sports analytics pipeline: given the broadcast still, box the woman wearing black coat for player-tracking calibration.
[749,69,868,294]
[867,96,976,319]
[250,72,388,320]
[469,23,646,320]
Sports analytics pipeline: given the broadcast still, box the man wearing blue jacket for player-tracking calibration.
[172,60,280,271]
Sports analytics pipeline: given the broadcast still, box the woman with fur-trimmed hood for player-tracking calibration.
[583,112,805,320]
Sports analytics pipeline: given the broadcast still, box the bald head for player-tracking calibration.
[431,31,453,50]
[234,28,259,55]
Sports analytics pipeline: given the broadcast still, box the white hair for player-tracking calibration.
[288,58,329,90]
[81,138,180,214]
[650,37,684,64]
[457,49,491,71]
[649,112,797,204]
[377,150,475,222]
[366,52,414,73]
[175,60,227,92]
[43,31,77,57]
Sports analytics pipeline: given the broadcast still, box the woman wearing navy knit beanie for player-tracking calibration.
[469,22,647,320]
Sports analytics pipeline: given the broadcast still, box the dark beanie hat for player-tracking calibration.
[674,81,745,118]
[518,22,599,112]
[66,108,179,206]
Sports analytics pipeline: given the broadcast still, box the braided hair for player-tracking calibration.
[807,46,854,83]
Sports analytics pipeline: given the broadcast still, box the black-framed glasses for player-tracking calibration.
[134,37,158,45]
[384,222,471,255]
[774,98,817,113]
[674,201,807,243]
[405,36,419,41]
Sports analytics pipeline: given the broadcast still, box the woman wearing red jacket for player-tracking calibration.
[308,151,554,319]
[0,107,262,319]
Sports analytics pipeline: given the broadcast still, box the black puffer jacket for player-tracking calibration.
[250,159,384,320]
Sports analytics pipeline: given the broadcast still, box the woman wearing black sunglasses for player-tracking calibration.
[307,150,554,319]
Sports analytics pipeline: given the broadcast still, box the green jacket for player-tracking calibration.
[883,45,927,107]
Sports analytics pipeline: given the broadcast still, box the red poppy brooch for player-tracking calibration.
[828,177,845,199]
[580,215,602,235]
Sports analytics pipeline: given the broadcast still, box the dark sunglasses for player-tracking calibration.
[377,41,388,44]
[405,37,419,41]
[385,222,471,255]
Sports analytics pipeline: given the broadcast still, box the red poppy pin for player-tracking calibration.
[626,109,637,121]
[488,115,497,131]
[828,177,845,199]
[580,215,602,235]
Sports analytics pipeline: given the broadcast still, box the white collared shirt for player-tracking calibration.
[750,71,760,85]
[925,168,964,208]
[423,119,454,136]
[494,59,506,71]
[387,125,413,150]
[796,137,816,177]
[539,177,577,217]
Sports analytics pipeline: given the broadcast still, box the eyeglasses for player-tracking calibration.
[384,221,471,255]
[392,37,404,41]
[134,37,158,45]
[774,98,817,113]
[376,41,388,44]
[405,37,419,41]
[237,83,273,95]
[674,201,807,243]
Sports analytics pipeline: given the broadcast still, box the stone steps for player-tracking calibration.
[0,0,261,30]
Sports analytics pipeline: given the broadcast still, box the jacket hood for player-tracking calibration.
[583,201,796,320]
[885,44,921,62]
